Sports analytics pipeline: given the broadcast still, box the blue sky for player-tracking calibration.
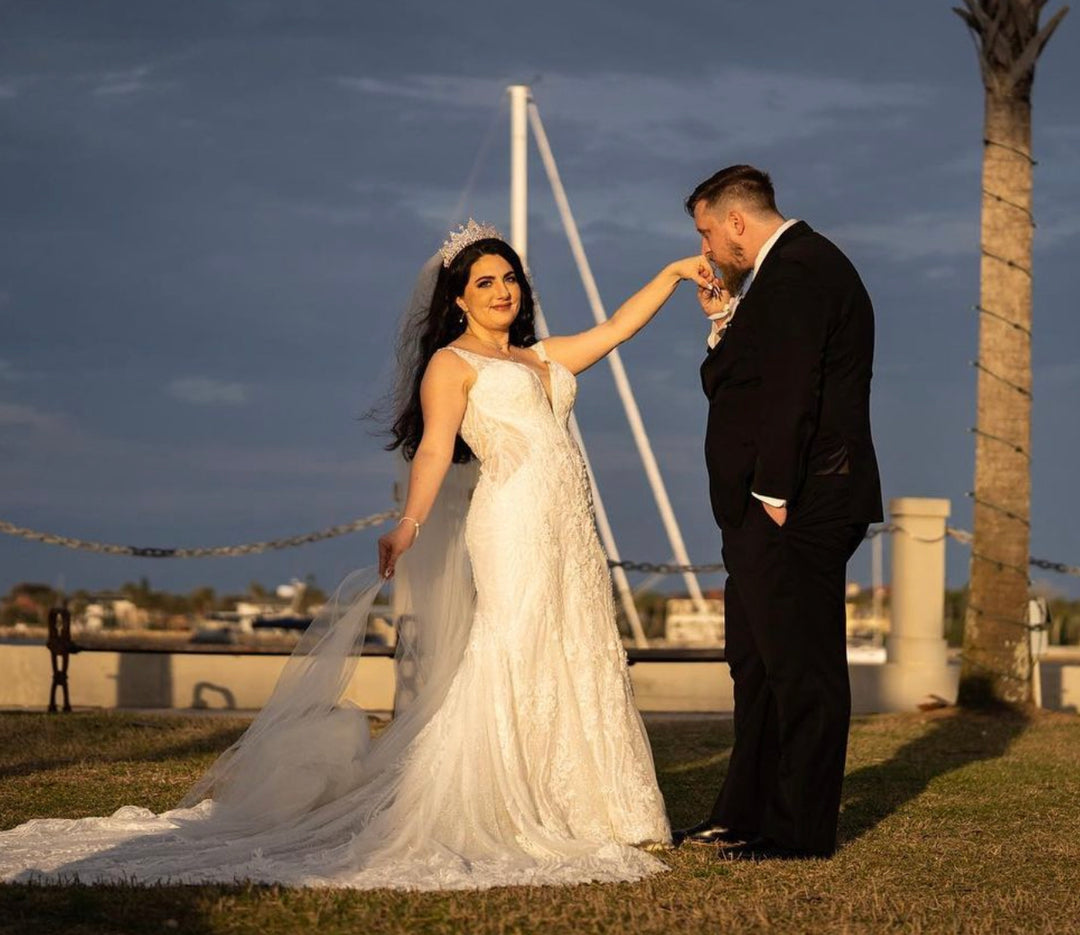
[1,0,1077,598]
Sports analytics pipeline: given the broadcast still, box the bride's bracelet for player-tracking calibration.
[398,515,422,542]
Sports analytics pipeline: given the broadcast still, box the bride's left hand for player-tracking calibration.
[668,255,717,291]
[378,523,418,579]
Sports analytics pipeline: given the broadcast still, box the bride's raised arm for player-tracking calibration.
[539,256,720,375]
[378,348,472,579]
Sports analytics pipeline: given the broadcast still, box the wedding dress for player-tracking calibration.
[0,340,671,890]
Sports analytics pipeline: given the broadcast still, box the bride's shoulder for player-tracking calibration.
[425,346,478,385]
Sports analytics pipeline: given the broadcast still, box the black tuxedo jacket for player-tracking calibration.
[700,221,883,528]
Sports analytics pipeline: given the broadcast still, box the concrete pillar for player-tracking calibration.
[876,497,959,710]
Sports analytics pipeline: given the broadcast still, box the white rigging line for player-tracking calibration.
[507,88,650,647]
[522,91,708,613]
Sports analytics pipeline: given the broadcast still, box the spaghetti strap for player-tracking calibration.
[441,345,487,369]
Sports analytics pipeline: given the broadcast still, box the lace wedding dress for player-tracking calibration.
[0,340,671,890]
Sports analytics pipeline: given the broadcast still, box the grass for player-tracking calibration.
[1,708,1078,934]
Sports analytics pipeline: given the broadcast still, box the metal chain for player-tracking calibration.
[607,559,726,574]
[2,514,1077,577]
[0,512,399,558]
[1029,556,1080,577]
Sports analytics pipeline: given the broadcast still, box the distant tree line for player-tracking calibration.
[0,576,330,628]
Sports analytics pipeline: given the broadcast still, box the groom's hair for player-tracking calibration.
[685,165,779,218]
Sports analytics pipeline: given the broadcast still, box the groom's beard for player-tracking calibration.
[711,261,751,297]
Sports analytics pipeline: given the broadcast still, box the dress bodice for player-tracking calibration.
[444,343,578,479]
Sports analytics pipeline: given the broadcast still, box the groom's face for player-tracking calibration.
[693,201,751,289]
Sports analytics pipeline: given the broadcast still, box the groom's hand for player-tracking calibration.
[691,261,732,322]
[763,502,788,527]
[698,280,732,322]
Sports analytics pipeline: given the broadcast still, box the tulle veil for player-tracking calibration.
[177,253,479,833]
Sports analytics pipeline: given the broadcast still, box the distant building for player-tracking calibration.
[82,597,149,631]
[664,597,725,646]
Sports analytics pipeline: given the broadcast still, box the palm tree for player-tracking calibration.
[954,0,1067,705]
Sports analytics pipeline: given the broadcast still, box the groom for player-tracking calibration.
[679,165,882,859]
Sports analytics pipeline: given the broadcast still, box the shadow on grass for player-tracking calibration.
[0,881,223,935]
[0,718,248,782]
[838,707,1030,846]
[649,720,734,829]
[650,709,1032,843]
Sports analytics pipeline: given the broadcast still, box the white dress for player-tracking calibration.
[0,341,671,889]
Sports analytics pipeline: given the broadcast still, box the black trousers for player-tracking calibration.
[711,476,867,856]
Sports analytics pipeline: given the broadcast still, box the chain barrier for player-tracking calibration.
[1,516,1076,578]
[607,559,726,575]
[0,513,399,559]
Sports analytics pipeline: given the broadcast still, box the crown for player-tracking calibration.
[439,218,504,267]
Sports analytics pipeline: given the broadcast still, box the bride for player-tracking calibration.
[0,221,721,890]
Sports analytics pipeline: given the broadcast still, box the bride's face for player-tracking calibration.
[456,254,522,332]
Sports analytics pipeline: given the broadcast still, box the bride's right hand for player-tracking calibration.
[668,256,730,318]
[378,522,419,579]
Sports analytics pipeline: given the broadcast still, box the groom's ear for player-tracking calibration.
[729,210,746,236]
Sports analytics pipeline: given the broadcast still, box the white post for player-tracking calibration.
[872,531,884,643]
[508,85,529,264]
[527,100,708,612]
[877,498,958,710]
[506,84,648,648]
[1029,597,1049,709]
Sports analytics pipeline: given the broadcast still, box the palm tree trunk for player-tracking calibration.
[955,0,1068,706]
[959,93,1034,705]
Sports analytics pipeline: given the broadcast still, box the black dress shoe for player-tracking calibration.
[716,836,821,861]
[672,820,751,847]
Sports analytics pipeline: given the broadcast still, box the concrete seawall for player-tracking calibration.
[4,643,1078,713]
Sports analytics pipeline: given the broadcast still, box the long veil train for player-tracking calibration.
[176,459,479,831]
[0,463,487,887]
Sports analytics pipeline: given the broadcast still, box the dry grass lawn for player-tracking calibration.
[1,708,1078,934]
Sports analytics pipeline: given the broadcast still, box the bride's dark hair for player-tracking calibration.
[387,238,537,462]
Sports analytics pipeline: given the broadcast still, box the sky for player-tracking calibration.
[1,0,1078,600]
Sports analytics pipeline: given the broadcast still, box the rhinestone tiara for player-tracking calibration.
[439,218,505,267]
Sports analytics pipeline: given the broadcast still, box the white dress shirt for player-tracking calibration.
[704,218,800,509]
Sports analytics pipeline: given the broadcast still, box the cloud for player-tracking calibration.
[829,201,1075,266]
[336,75,496,108]
[829,211,978,262]
[178,443,392,479]
[1036,209,1080,250]
[1038,361,1080,387]
[0,360,24,382]
[0,402,64,433]
[167,377,249,406]
[91,64,157,96]
[339,68,929,157]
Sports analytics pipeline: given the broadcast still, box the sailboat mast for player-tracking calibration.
[508,85,529,262]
